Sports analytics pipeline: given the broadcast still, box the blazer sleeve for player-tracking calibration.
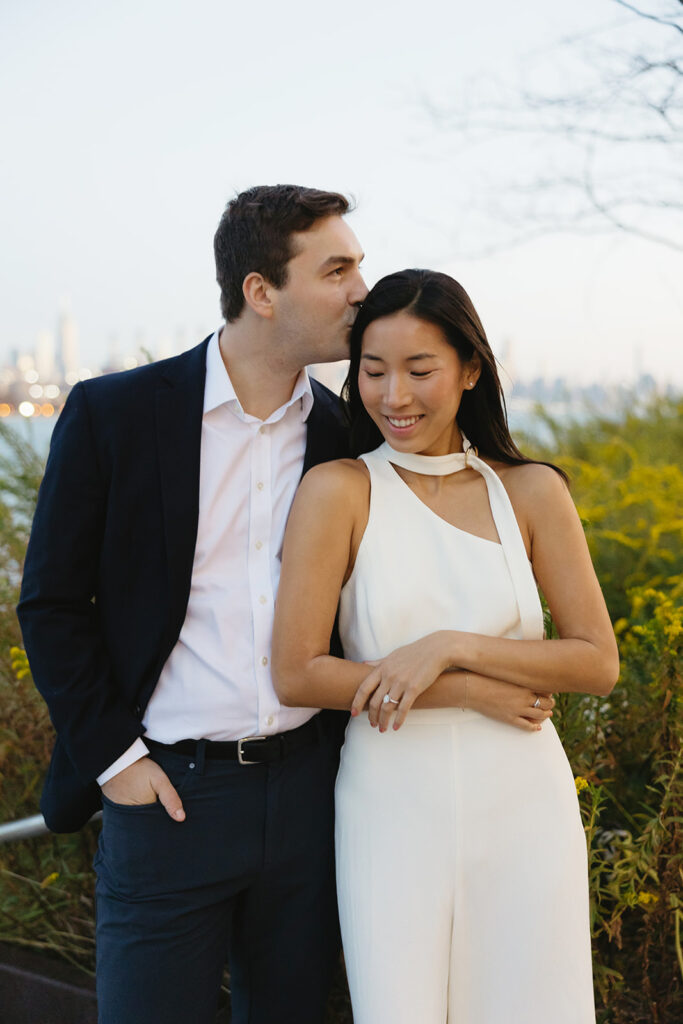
[17,383,144,782]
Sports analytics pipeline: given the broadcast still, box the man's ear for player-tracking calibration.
[242,272,274,320]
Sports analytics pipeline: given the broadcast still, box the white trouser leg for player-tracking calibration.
[336,711,596,1024]
[335,715,455,1024]
[447,712,595,1023]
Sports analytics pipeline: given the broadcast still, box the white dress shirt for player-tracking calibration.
[98,330,318,784]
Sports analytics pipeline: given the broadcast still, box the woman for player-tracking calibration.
[272,270,618,1023]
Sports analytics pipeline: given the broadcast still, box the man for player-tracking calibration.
[17,184,367,1024]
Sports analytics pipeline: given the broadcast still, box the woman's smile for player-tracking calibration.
[384,413,425,434]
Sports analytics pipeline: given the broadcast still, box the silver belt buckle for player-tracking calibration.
[237,735,268,765]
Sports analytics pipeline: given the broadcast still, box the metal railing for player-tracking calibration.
[0,812,101,844]
[0,813,50,844]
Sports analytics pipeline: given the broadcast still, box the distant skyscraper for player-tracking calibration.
[35,329,55,381]
[498,336,517,387]
[56,302,79,379]
[103,333,121,373]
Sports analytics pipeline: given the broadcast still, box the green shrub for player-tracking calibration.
[526,397,683,1022]
[0,423,98,972]
[1,400,681,1021]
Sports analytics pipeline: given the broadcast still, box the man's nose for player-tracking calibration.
[350,270,369,307]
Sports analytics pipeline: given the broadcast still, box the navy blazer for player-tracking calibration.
[17,337,349,832]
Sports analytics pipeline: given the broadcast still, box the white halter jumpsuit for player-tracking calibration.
[335,442,595,1023]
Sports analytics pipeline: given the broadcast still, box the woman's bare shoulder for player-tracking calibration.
[500,460,567,493]
[298,457,370,502]
[494,461,572,520]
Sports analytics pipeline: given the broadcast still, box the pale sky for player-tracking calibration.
[1,0,681,386]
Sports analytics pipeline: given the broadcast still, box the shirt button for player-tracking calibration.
[261,656,268,666]
[266,714,274,726]
[259,595,267,605]
[256,481,264,491]
[259,425,267,435]
[255,540,263,550]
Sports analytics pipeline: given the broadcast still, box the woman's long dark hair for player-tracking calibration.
[342,268,567,481]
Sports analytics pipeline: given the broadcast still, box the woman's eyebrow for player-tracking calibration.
[361,352,438,362]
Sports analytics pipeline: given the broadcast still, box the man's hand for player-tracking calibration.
[100,756,186,821]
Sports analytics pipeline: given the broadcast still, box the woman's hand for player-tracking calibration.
[351,633,451,730]
[465,673,554,732]
[351,639,556,732]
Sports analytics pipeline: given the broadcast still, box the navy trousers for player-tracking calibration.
[94,723,341,1024]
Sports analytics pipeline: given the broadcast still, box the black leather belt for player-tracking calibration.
[145,716,320,765]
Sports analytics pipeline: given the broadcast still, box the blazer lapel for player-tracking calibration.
[155,338,209,639]
[302,379,348,476]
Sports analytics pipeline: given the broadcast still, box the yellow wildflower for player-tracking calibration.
[40,872,59,889]
[574,776,589,794]
[9,647,30,677]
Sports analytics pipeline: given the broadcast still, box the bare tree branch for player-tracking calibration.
[613,0,683,36]
[421,0,683,254]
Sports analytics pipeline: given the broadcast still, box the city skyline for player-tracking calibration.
[1,292,676,397]
[2,1,681,387]
[1,297,668,431]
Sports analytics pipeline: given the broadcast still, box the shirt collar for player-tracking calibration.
[203,329,314,423]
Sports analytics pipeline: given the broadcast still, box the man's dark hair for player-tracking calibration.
[214,184,351,322]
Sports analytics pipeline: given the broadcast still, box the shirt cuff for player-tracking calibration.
[96,738,150,786]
